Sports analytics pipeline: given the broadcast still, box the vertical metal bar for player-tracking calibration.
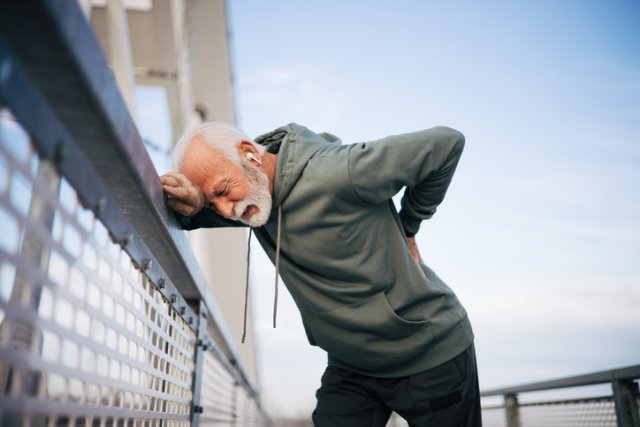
[504,393,521,427]
[231,379,238,426]
[190,301,207,427]
[613,380,640,427]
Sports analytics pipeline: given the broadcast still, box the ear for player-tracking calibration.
[238,140,261,165]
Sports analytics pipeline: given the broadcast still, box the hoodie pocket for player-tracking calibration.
[302,292,433,371]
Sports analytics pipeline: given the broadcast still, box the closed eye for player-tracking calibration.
[210,181,230,198]
[214,184,229,197]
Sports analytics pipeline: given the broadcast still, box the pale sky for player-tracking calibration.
[139,0,640,419]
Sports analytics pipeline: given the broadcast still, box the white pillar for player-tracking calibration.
[106,0,137,119]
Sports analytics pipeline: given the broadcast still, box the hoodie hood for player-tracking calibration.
[255,123,341,208]
[243,124,341,340]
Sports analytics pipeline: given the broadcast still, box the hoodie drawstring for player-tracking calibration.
[273,205,282,328]
[240,205,283,343]
[241,228,253,344]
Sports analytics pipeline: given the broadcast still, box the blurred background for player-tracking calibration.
[0,0,638,425]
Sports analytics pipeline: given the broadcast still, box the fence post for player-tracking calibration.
[190,303,209,427]
[504,393,521,427]
[613,380,640,427]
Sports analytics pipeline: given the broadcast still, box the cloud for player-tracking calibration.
[236,63,353,136]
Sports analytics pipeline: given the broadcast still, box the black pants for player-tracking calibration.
[312,344,481,427]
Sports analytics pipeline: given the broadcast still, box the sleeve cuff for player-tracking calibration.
[399,210,421,237]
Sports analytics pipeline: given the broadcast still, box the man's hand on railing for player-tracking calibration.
[161,172,205,217]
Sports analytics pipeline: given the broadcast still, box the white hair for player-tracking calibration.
[172,121,265,171]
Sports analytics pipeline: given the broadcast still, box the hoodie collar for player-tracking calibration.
[255,123,341,208]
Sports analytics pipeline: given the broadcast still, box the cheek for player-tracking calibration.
[229,182,250,200]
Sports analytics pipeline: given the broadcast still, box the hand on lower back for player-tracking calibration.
[406,236,424,267]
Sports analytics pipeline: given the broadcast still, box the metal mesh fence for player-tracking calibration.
[519,397,616,427]
[196,345,265,426]
[235,387,262,427]
[481,396,627,427]
[481,405,507,427]
[0,110,197,424]
[0,106,269,425]
[200,348,236,425]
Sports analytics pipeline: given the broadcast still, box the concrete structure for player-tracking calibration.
[85,0,259,388]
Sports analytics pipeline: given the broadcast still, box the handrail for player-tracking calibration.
[481,364,640,427]
[0,0,247,375]
[482,364,640,396]
[0,0,263,424]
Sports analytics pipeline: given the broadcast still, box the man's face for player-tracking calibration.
[183,140,272,227]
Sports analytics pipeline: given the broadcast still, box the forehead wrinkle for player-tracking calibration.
[183,140,241,197]
[183,139,219,179]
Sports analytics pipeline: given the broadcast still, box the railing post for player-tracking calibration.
[504,393,521,427]
[613,380,640,427]
[190,303,209,427]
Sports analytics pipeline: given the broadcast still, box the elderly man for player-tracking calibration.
[161,122,481,426]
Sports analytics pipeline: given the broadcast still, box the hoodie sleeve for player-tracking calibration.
[173,209,245,230]
[348,126,465,236]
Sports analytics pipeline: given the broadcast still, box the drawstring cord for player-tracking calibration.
[273,205,282,328]
[241,228,253,344]
[240,205,282,342]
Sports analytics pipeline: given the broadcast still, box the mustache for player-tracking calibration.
[230,163,272,226]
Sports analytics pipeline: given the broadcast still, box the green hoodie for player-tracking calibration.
[181,123,473,378]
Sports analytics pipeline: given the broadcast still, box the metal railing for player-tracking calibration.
[481,364,640,427]
[0,0,266,425]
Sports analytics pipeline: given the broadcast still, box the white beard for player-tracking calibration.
[230,163,272,227]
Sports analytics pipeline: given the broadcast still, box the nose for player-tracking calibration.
[213,198,235,218]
